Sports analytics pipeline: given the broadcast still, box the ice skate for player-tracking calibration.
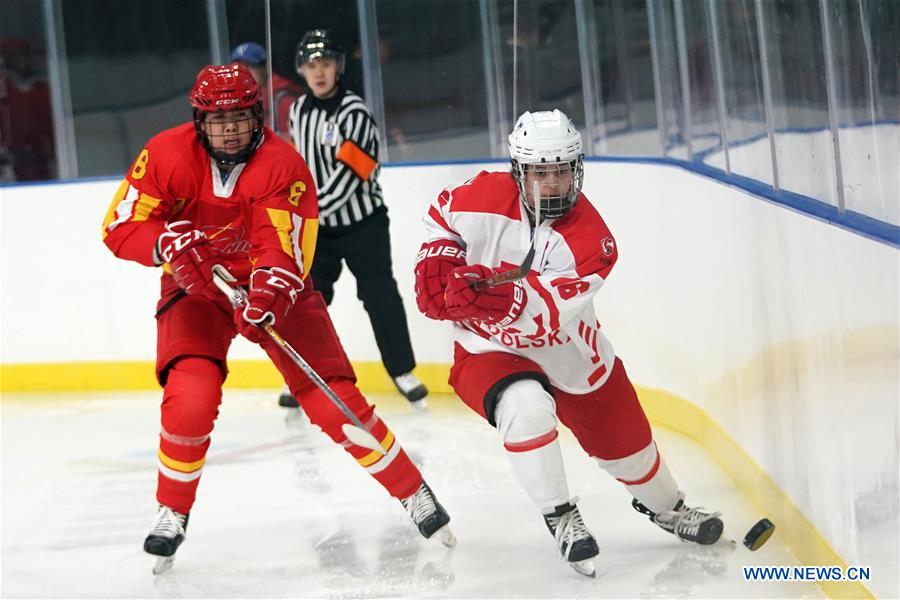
[401,481,456,547]
[393,372,429,409]
[632,492,723,545]
[144,505,189,574]
[543,500,599,577]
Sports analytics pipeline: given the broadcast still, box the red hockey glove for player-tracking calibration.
[155,220,218,300]
[444,264,527,326]
[236,267,305,343]
[414,239,467,320]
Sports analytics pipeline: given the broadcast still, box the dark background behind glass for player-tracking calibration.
[376,0,490,161]
[59,0,209,177]
[1,0,55,181]
[226,0,364,98]
[1,0,896,225]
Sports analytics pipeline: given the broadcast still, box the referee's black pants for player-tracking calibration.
[310,210,416,378]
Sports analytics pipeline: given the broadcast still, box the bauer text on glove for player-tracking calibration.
[414,239,467,320]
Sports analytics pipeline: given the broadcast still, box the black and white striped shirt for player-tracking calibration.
[287,87,384,229]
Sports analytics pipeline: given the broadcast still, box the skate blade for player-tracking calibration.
[436,525,457,548]
[409,398,429,412]
[569,558,596,578]
[152,556,175,575]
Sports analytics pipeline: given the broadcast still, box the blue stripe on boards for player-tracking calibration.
[3,155,896,248]
[0,174,120,188]
[382,154,899,248]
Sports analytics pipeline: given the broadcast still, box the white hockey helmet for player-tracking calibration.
[508,109,584,218]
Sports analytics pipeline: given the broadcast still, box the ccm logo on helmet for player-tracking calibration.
[215,98,241,106]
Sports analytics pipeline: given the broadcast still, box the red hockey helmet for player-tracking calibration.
[189,64,264,165]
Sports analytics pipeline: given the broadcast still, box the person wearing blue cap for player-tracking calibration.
[231,41,300,141]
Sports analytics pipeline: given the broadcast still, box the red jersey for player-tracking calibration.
[102,123,319,299]
[266,73,301,136]
[0,73,54,181]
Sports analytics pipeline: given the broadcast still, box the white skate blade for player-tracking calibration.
[569,558,596,578]
[152,555,175,575]
[410,398,429,412]
[436,525,457,548]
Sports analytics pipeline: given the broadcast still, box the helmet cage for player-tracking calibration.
[507,109,584,219]
[192,104,264,166]
[190,64,264,166]
[511,157,584,219]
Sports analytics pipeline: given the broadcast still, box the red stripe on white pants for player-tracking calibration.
[617,448,661,485]
[504,429,559,453]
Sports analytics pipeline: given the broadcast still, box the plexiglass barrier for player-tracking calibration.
[1,0,897,228]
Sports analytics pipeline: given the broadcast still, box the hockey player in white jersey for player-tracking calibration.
[414,109,724,577]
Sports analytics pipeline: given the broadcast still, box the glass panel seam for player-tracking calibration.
[819,0,847,212]
[264,0,275,130]
[206,0,230,67]
[673,0,693,158]
[575,0,606,155]
[706,0,730,173]
[42,0,78,178]
[479,0,508,158]
[753,0,780,190]
[612,0,634,128]
[357,0,389,162]
[647,0,667,156]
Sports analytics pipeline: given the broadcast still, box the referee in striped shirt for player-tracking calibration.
[282,29,428,409]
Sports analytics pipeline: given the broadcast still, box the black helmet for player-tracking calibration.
[295,29,345,75]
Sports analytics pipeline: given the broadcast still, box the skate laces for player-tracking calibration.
[549,504,592,560]
[403,483,436,525]
[655,504,720,540]
[149,505,187,539]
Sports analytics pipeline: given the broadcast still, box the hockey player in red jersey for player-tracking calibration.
[414,110,724,577]
[102,64,453,573]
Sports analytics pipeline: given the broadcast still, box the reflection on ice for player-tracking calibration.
[645,540,736,598]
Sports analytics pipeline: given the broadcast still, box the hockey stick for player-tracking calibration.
[473,180,541,289]
[211,267,386,455]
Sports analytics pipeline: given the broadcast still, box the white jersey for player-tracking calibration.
[422,171,619,394]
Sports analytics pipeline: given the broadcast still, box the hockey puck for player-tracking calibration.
[743,518,775,551]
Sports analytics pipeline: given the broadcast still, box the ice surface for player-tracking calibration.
[1,391,824,598]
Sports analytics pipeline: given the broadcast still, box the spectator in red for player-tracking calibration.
[0,37,54,181]
[231,42,301,142]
